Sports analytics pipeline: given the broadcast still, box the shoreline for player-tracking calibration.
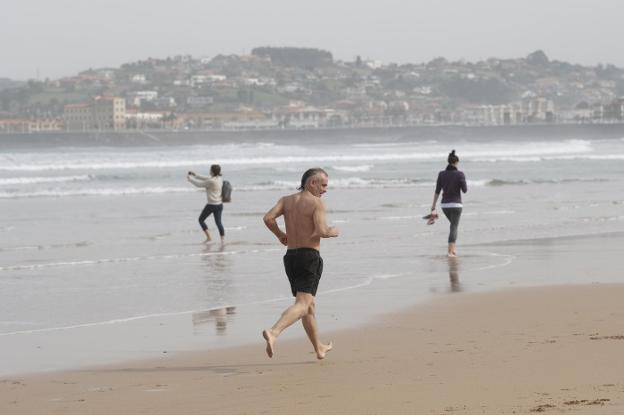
[2,282,623,414]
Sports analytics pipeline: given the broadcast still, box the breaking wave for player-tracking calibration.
[0,175,92,185]
[0,139,597,172]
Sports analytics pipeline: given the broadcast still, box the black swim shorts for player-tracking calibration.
[283,248,324,297]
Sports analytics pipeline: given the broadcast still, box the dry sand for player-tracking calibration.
[2,283,623,414]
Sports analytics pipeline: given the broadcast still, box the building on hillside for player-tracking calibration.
[190,74,227,87]
[523,97,555,122]
[461,104,523,125]
[270,107,349,128]
[64,103,93,131]
[0,118,63,133]
[126,110,168,129]
[271,107,324,128]
[27,118,64,132]
[93,96,126,130]
[178,111,271,130]
[63,97,126,131]
[131,74,147,84]
[460,98,556,125]
[0,119,31,133]
[127,91,158,107]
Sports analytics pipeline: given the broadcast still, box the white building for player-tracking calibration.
[131,74,147,84]
[190,74,227,87]
[127,91,158,107]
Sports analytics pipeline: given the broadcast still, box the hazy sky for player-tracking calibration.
[3,0,623,80]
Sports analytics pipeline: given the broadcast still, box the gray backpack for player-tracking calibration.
[221,180,232,202]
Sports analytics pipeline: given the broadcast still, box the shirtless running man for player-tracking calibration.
[262,168,339,360]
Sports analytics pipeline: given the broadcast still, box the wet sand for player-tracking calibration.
[2,283,623,414]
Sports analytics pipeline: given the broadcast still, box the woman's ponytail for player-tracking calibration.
[447,150,459,164]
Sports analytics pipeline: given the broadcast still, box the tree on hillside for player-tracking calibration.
[526,50,549,66]
[251,47,333,68]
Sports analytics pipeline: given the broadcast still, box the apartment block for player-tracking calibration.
[64,97,126,131]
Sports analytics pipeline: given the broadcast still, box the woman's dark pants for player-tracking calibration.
[199,203,225,236]
[442,207,462,243]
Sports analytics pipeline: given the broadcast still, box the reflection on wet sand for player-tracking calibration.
[448,257,462,293]
[201,243,231,271]
[192,306,237,334]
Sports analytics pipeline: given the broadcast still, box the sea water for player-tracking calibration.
[1,127,624,374]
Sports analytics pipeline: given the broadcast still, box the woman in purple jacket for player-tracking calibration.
[430,150,467,257]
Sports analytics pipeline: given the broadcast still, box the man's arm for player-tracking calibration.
[263,198,288,245]
[313,200,339,238]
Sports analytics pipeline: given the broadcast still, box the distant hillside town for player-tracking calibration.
[1,47,624,133]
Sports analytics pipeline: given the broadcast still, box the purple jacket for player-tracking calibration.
[435,165,467,204]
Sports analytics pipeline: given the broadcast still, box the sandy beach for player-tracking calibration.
[2,283,623,414]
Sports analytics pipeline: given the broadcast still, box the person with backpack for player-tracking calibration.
[187,164,228,243]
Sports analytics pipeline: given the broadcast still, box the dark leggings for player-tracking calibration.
[198,203,224,236]
[442,207,462,243]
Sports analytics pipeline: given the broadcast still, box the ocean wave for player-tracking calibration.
[475,154,624,162]
[486,179,528,186]
[0,153,442,172]
[328,177,429,188]
[0,139,596,171]
[0,175,92,185]
[483,178,608,187]
[0,174,610,199]
[241,177,430,191]
[0,186,193,199]
[351,140,438,148]
[332,164,374,172]
[273,166,301,173]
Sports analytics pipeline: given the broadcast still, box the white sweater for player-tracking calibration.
[188,174,223,204]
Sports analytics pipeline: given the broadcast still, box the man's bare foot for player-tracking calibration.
[316,341,333,360]
[262,329,275,358]
[447,252,456,258]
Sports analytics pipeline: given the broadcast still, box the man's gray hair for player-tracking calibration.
[298,168,328,191]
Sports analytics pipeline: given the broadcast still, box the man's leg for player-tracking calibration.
[262,292,313,358]
[301,302,333,360]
